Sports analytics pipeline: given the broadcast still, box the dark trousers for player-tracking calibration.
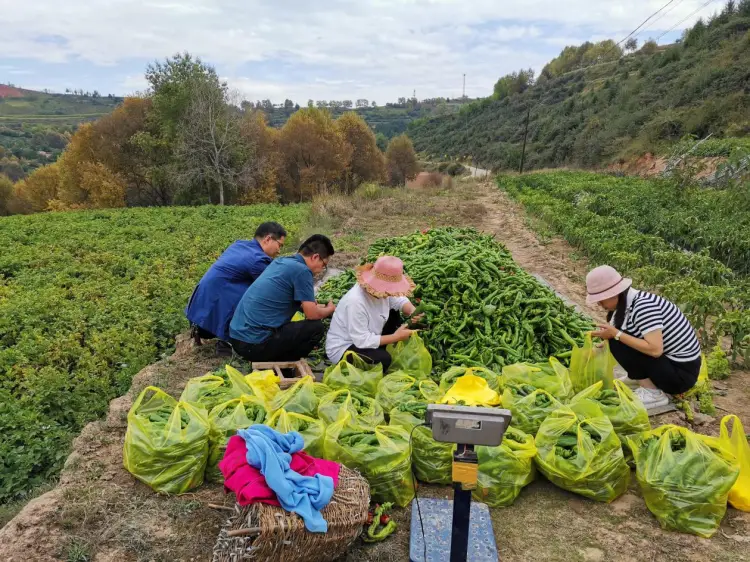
[230,320,325,362]
[346,310,402,371]
[609,339,701,395]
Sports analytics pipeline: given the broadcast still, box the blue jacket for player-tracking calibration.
[185,239,271,340]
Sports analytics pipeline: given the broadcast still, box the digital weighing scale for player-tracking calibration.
[409,404,512,562]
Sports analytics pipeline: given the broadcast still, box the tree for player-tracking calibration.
[0,174,13,216]
[343,100,353,109]
[316,100,327,108]
[375,132,388,153]
[493,69,535,100]
[173,84,243,205]
[0,158,25,182]
[236,110,280,204]
[640,40,658,55]
[624,38,638,53]
[13,163,61,213]
[371,101,377,107]
[356,99,369,108]
[307,99,314,108]
[335,112,386,192]
[284,99,294,110]
[385,134,419,186]
[277,108,352,202]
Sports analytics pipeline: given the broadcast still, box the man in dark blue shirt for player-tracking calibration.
[186,222,287,343]
[229,234,336,362]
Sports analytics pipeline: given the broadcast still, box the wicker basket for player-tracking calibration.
[212,466,370,562]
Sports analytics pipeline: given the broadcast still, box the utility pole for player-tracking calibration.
[462,74,466,98]
[519,106,531,174]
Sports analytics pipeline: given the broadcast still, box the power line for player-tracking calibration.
[613,0,680,49]
[656,0,717,41]
[638,0,687,37]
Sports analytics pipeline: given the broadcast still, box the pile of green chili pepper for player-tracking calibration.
[316,228,593,373]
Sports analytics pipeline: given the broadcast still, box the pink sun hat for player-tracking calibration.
[356,256,416,298]
[586,265,632,304]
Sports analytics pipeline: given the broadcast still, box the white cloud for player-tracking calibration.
[0,0,717,101]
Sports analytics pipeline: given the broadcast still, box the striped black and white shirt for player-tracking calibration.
[611,288,701,362]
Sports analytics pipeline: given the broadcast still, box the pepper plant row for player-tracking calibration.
[499,173,750,366]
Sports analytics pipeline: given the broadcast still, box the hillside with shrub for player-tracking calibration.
[408,2,750,171]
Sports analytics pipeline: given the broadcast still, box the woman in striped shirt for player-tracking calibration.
[586,265,701,409]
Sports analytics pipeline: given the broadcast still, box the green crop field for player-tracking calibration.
[0,204,308,502]
[499,171,750,366]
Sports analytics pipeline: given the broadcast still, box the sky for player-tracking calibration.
[0,0,722,104]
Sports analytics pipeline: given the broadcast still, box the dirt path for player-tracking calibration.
[1,178,748,562]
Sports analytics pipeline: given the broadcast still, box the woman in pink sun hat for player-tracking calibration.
[586,265,701,410]
[325,256,422,370]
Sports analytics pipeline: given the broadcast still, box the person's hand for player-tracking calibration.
[394,323,416,342]
[325,301,336,314]
[591,323,618,340]
[410,313,425,324]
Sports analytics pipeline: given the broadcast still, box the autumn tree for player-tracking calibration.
[385,134,419,186]
[335,111,386,192]
[12,163,61,213]
[278,108,352,202]
[493,69,535,100]
[236,110,280,204]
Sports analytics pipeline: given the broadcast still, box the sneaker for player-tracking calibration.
[615,373,640,389]
[633,387,670,410]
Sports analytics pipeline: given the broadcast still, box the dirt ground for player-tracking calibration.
[1,178,748,562]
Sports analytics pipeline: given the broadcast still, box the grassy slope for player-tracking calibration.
[408,12,750,170]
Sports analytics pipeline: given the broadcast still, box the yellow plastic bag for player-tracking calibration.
[324,413,415,507]
[323,351,383,397]
[473,426,537,507]
[627,425,740,537]
[569,333,616,394]
[269,375,319,417]
[180,365,254,412]
[123,386,209,494]
[317,388,384,426]
[502,357,573,400]
[534,401,630,503]
[439,366,501,394]
[439,373,501,406]
[376,372,421,412]
[502,384,562,436]
[571,380,650,440]
[720,414,750,511]
[292,311,305,322]
[243,368,281,403]
[386,333,432,379]
[266,409,326,458]
[418,379,444,403]
[205,395,268,482]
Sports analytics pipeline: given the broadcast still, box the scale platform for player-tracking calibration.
[409,498,499,562]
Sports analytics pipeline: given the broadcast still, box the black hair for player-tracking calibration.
[299,234,335,259]
[254,222,287,240]
[606,289,629,329]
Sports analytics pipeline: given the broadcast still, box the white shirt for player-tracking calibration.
[325,284,409,364]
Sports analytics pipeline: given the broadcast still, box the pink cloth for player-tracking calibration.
[219,435,341,507]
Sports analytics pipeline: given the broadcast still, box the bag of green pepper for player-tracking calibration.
[386,333,432,379]
[473,426,537,507]
[376,372,422,413]
[317,389,384,426]
[569,332,616,393]
[324,412,415,507]
[266,408,326,458]
[571,380,650,441]
[180,365,254,412]
[205,395,268,482]
[243,368,281,403]
[269,375,319,417]
[502,383,562,435]
[439,366,501,394]
[626,425,740,538]
[534,400,630,503]
[323,351,383,397]
[502,357,572,401]
[418,379,443,403]
[124,386,209,494]
[388,401,455,485]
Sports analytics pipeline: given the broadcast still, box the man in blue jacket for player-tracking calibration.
[229,234,336,362]
[186,222,287,345]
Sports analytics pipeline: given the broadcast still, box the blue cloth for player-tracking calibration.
[237,425,334,533]
[230,254,315,344]
[185,240,271,341]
